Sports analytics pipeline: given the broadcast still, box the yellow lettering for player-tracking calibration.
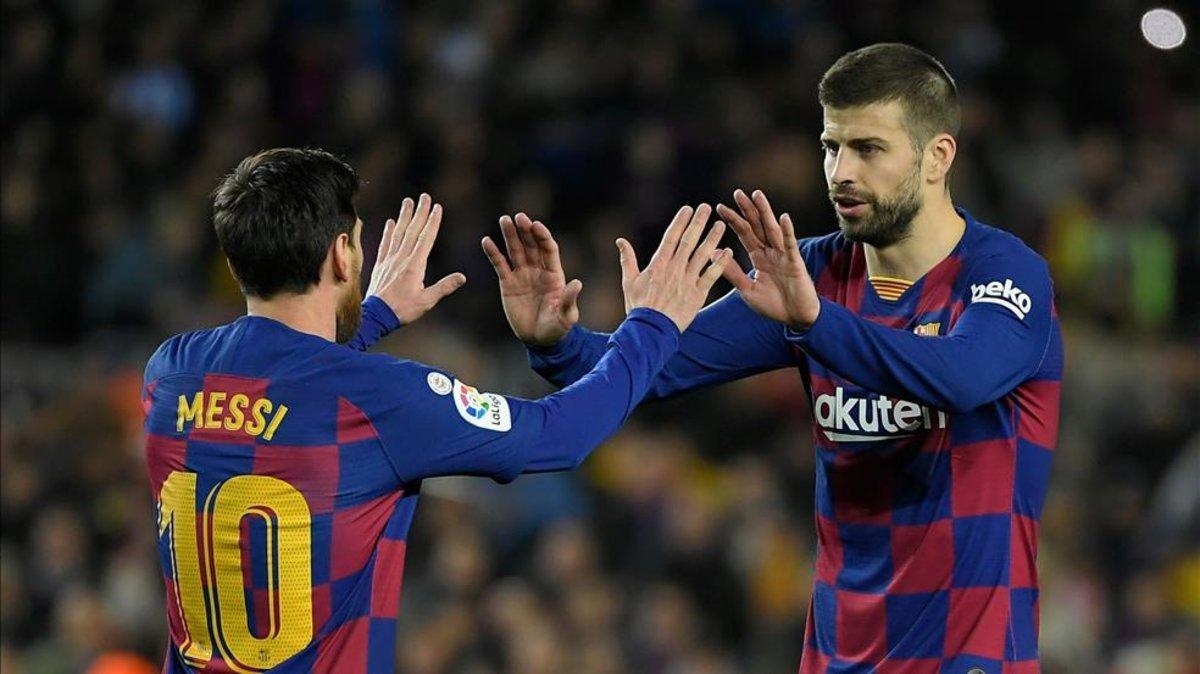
[205,392,227,429]
[177,393,204,432]
[246,398,272,436]
[262,405,289,442]
[224,394,249,432]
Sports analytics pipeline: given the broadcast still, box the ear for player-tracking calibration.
[925,133,957,185]
[331,232,354,284]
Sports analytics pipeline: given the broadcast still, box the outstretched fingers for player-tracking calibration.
[779,213,801,253]
[481,236,512,278]
[732,189,767,245]
[409,203,443,272]
[719,249,755,293]
[530,221,563,275]
[423,272,467,307]
[514,213,545,270]
[698,248,733,292]
[378,218,397,266]
[674,204,712,262]
[716,201,764,255]
[498,215,527,268]
[688,220,725,276]
[389,197,415,257]
[616,237,640,289]
[397,194,431,258]
[751,190,786,250]
[649,205,694,269]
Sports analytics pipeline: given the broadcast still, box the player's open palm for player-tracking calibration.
[618,204,732,332]
[716,189,821,328]
[367,193,467,325]
[482,213,583,347]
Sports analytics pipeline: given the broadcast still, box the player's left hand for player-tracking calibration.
[715,189,821,329]
[366,193,467,325]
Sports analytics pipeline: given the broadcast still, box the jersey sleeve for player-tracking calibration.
[786,247,1054,413]
[346,296,402,351]
[359,308,681,484]
[527,288,795,400]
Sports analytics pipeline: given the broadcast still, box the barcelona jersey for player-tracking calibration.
[143,301,680,673]
[530,208,1062,673]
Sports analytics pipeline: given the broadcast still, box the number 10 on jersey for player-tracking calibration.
[158,471,313,671]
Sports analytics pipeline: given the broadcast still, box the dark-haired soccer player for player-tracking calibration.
[142,147,732,673]
[494,44,1061,673]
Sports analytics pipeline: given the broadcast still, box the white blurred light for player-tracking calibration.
[1140,8,1187,50]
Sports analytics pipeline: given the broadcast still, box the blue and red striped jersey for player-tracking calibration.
[142,301,680,673]
[529,208,1062,673]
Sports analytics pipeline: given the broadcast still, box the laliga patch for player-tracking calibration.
[452,379,512,432]
[427,372,453,396]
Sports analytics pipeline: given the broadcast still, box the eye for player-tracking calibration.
[859,144,880,155]
[821,142,838,155]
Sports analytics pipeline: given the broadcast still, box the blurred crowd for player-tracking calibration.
[2,1,1198,673]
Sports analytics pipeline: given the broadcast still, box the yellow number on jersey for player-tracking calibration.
[159,471,313,672]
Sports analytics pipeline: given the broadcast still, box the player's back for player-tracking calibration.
[143,315,415,673]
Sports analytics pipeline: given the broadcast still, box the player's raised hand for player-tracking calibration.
[617,204,732,332]
[367,193,467,324]
[715,189,821,328]
[482,213,583,347]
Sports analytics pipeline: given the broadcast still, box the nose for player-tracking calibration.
[827,148,857,187]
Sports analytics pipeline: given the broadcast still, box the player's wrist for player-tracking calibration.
[524,324,579,353]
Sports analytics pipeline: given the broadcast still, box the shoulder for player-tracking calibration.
[958,212,1054,319]
[326,348,455,404]
[963,215,1049,276]
[144,325,227,385]
[797,229,851,262]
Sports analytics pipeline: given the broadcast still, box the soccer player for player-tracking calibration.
[142,147,732,673]
[490,44,1062,673]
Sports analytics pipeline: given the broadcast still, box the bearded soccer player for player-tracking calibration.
[491,44,1062,672]
[142,148,731,672]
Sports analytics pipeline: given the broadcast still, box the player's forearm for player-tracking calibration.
[518,308,680,472]
[787,298,1047,413]
[528,290,794,402]
[525,324,612,388]
[347,296,402,351]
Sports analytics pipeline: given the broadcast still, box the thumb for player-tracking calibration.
[721,255,754,293]
[616,238,639,287]
[561,278,583,311]
[424,272,467,306]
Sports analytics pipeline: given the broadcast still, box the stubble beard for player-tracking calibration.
[834,160,924,249]
[335,272,362,344]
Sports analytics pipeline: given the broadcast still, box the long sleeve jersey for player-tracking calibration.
[142,302,680,673]
[528,208,1063,673]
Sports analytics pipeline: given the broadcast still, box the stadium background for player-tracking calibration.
[1,1,1197,672]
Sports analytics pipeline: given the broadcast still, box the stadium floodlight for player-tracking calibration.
[1141,8,1187,50]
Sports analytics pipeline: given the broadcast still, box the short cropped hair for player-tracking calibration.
[818,43,960,149]
[212,148,360,298]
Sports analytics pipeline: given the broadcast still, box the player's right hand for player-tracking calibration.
[482,213,584,347]
[617,204,732,332]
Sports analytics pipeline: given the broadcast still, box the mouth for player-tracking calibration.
[832,195,869,218]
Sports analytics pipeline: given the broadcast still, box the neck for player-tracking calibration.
[246,290,337,342]
[864,191,965,280]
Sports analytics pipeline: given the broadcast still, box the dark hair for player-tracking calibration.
[212,148,360,298]
[818,43,960,149]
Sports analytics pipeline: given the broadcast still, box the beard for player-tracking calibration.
[832,160,923,248]
[334,271,362,344]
